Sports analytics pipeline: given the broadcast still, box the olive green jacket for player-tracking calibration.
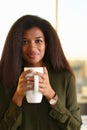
[0,68,82,130]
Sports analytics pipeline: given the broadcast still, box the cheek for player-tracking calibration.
[41,47,46,56]
[41,45,46,53]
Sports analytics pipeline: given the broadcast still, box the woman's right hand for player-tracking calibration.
[12,70,34,107]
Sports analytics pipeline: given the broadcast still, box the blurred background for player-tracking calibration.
[0,0,87,126]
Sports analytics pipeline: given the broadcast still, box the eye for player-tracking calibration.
[35,39,43,44]
[22,39,29,45]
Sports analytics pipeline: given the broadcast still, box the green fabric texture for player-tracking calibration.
[0,67,82,130]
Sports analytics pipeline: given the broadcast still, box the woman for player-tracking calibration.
[0,15,82,130]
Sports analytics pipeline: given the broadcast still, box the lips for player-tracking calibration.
[27,52,39,59]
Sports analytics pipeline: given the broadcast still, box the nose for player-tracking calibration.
[27,42,36,50]
[30,42,36,47]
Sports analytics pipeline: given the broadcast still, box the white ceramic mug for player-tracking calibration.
[24,67,43,103]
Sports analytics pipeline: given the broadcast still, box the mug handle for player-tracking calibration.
[34,75,39,93]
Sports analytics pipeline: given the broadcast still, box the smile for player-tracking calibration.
[28,52,39,58]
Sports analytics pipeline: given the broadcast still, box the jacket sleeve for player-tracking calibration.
[49,74,82,130]
[0,83,23,130]
[0,101,22,130]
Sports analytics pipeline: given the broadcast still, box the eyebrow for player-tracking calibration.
[35,36,44,39]
[23,36,44,39]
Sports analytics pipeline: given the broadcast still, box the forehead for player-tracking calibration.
[23,27,45,38]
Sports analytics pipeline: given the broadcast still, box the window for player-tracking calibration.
[58,0,87,104]
[0,0,56,58]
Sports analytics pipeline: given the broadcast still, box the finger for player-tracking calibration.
[20,69,34,79]
[43,67,48,74]
[19,82,34,92]
[23,70,33,77]
[19,76,34,88]
[19,76,27,84]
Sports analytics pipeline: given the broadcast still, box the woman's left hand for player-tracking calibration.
[37,67,55,101]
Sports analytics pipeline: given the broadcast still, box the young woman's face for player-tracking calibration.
[22,27,46,67]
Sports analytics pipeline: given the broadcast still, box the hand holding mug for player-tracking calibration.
[38,67,55,101]
[12,69,34,106]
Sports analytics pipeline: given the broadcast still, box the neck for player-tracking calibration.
[24,61,44,67]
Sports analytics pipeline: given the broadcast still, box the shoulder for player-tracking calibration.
[49,67,74,79]
[60,69,75,80]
